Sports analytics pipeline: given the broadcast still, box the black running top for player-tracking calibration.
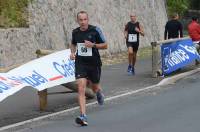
[164,20,183,39]
[72,25,106,66]
[125,21,140,44]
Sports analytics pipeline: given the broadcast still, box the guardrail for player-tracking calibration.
[151,37,200,78]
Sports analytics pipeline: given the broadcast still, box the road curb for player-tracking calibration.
[157,67,200,86]
[0,67,199,131]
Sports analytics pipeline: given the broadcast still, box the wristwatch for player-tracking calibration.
[93,44,97,48]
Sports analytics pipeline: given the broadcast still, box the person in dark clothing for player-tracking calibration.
[164,13,183,40]
[70,11,107,126]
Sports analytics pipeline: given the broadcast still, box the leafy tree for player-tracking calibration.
[167,0,190,17]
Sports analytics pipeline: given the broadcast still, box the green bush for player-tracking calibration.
[166,0,190,17]
[166,0,200,17]
[0,0,32,28]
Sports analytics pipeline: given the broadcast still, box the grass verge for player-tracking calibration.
[0,0,32,28]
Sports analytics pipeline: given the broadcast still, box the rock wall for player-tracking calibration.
[0,0,167,68]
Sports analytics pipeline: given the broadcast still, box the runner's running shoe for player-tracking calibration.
[127,65,132,72]
[96,90,104,105]
[75,114,88,126]
[127,65,133,75]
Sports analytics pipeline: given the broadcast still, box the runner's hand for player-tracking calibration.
[135,27,140,33]
[84,40,94,48]
[124,34,127,39]
[70,53,76,60]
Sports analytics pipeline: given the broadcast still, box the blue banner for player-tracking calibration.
[161,39,200,75]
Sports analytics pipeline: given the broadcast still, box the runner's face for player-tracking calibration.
[130,15,136,22]
[175,15,179,20]
[77,13,89,30]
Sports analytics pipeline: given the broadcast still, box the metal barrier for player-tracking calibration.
[151,37,199,78]
[194,41,200,65]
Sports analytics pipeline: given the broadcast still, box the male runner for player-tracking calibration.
[124,14,144,75]
[70,11,107,126]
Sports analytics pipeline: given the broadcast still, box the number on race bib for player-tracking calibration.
[128,34,137,42]
[81,47,87,53]
[77,43,92,56]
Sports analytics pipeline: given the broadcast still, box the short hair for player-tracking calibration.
[130,14,136,17]
[192,16,198,21]
[77,11,88,19]
[172,13,178,19]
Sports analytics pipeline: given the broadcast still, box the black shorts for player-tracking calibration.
[75,64,101,84]
[126,42,139,52]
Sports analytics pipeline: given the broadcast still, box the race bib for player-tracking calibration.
[77,43,92,56]
[128,34,137,42]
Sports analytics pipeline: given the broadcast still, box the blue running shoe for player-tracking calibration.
[127,65,132,72]
[96,90,104,105]
[127,65,133,75]
[75,114,88,126]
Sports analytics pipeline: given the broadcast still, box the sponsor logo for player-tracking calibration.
[166,49,189,67]
[17,70,48,87]
[53,59,75,77]
[0,70,49,93]
[0,81,10,93]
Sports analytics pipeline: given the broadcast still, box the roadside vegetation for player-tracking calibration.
[166,0,199,17]
[0,0,32,28]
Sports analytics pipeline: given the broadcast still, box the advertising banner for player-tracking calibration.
[161,39,200,75]
[0,49,75,102]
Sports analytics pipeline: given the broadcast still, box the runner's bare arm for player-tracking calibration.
[84,40,107,49]
[139,24,144,36]
[124,24,128,39]
[124,31,128,39]
[70,44,76,60]
[70,44,76,53]
[94,43,107,49]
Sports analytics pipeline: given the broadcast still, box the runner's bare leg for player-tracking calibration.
[77,78,87,115]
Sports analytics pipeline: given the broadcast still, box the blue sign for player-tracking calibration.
[161,39,200,75]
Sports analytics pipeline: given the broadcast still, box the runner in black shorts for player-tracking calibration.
[75,65,101,84]
[70,11,107,126]
[124,14,144,75]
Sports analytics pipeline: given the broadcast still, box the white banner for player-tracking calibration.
[0,49,75,102]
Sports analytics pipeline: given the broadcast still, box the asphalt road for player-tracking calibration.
[13,73,200,132]
[0,57,161,127]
